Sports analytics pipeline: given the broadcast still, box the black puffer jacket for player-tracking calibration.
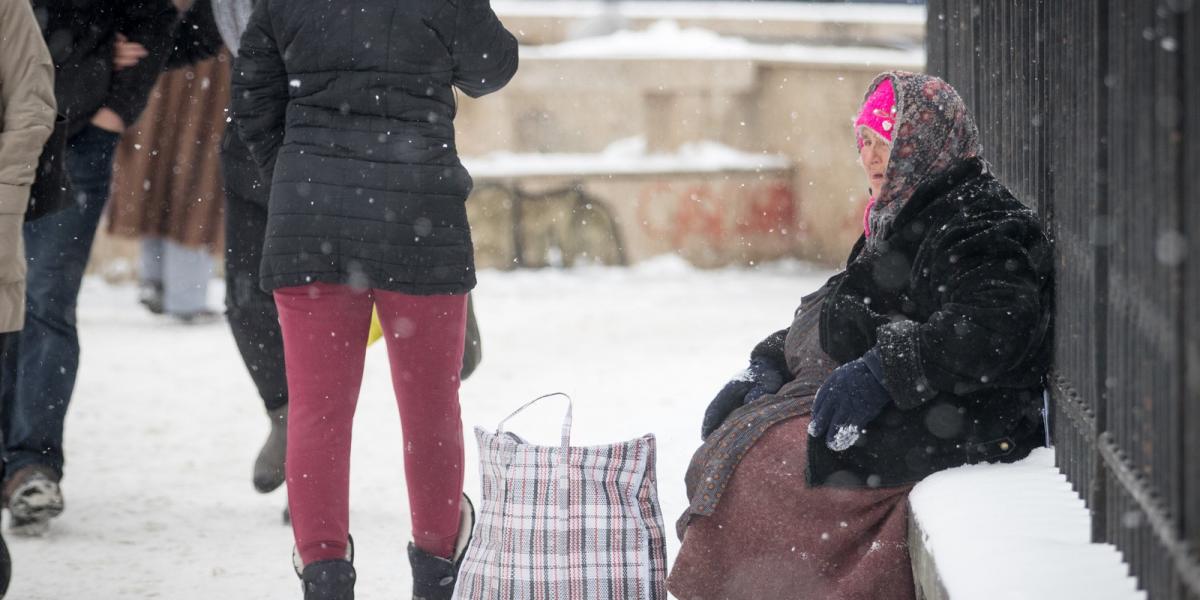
[809,158,1053,487]
[231,0,517,294]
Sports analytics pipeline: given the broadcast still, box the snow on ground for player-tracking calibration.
[520,20,925,66]
[8,257,1145,599]
[910,448,1146,600]
[5,257,832,599]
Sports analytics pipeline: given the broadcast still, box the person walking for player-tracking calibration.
[231,1,517,598]
[210,0,484,502]
[0,0,177,536]
[210,0,294,496]
[0,0,57,589]
[108,0,228,324]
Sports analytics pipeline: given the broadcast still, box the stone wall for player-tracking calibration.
[469,167,796,269]
[455,54,921,265]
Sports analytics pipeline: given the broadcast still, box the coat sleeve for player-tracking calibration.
[0,0,57,214]
[873,212,1051,410]
[750,329,789,373]
[820,258,888,365]
[106,0,179,128]
[229,0,287,178]
[166,0,226,68]
[449,0,518,98]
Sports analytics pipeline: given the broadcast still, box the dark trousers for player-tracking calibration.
[0,332,11,430]
[1,125,121,481]
[221,127,288,413]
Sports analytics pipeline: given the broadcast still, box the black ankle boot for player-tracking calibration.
[301,559,355,600]
[0,523,10,598]
[409,495,475,600]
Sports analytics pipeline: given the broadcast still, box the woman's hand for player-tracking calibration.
[809,349,892,451]
[113,33,149,71]
[90,107,126,134]
[701,358,786,440]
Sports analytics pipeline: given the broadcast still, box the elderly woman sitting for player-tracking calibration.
[668,71,1053,600]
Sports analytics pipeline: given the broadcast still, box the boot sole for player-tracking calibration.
[9,515,51,538]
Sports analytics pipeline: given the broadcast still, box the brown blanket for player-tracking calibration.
[670,277,915,600]
[669,416,914,600]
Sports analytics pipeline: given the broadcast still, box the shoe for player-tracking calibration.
[0,516,10,598]
[3,465,63,537]
[294,536,355,599]
[172,309,223,325]
[408,495,475,600]
[254,405,288,493]
[293,535,354,579]
[138,281,164,315]
[300,560,355,600]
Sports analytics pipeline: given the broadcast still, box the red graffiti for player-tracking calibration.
[636,180,796,250]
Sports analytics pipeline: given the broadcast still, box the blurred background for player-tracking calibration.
[92,0,926,281]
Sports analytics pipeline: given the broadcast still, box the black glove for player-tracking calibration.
[808,348,892,451]
[701,358,786,440]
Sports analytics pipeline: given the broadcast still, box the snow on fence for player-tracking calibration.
[908,449,1145,600]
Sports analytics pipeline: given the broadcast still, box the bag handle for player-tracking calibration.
[497,392,573,451]
[497,393,573,536]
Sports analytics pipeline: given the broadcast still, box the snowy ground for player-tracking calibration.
[5,257,833,599]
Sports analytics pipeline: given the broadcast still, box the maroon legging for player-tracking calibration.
[274,282,467,565]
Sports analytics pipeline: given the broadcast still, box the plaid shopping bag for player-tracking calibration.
[453,394,668,600]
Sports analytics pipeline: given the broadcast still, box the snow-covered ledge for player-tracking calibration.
[908,448,1146,600]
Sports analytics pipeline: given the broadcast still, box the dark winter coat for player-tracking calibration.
[30,0,178,136]
[810,157,1052,487]
[230,0,518,295]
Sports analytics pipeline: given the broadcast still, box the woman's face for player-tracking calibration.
[858,127,891,197]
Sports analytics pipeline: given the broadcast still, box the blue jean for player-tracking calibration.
[0,125,121,481]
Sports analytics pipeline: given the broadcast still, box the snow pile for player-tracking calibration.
[520,20,925,67]
[909,448,1146,600]
[462,135,792,178]
[496,0,925,26]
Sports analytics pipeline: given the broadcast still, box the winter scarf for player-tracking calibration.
[863,71,982,246]
[211,0,254,55]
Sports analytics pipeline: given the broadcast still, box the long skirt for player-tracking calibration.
[107,52,230,251]
[668,415,915,600]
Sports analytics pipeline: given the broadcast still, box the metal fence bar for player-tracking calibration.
[1184,2,1200,583]
[927,1,1199,597]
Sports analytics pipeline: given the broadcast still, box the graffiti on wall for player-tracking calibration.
[467,178,798,270]
[635,180,796,249]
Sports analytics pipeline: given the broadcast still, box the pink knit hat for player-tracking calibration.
[854,78,897,148]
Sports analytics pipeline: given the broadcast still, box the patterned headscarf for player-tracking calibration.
[860,71,982,245]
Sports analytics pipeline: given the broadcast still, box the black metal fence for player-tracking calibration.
[926,1,1199,599]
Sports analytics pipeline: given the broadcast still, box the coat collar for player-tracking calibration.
[847,157,988,264]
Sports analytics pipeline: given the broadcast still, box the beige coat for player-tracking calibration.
[0,0,57,333]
